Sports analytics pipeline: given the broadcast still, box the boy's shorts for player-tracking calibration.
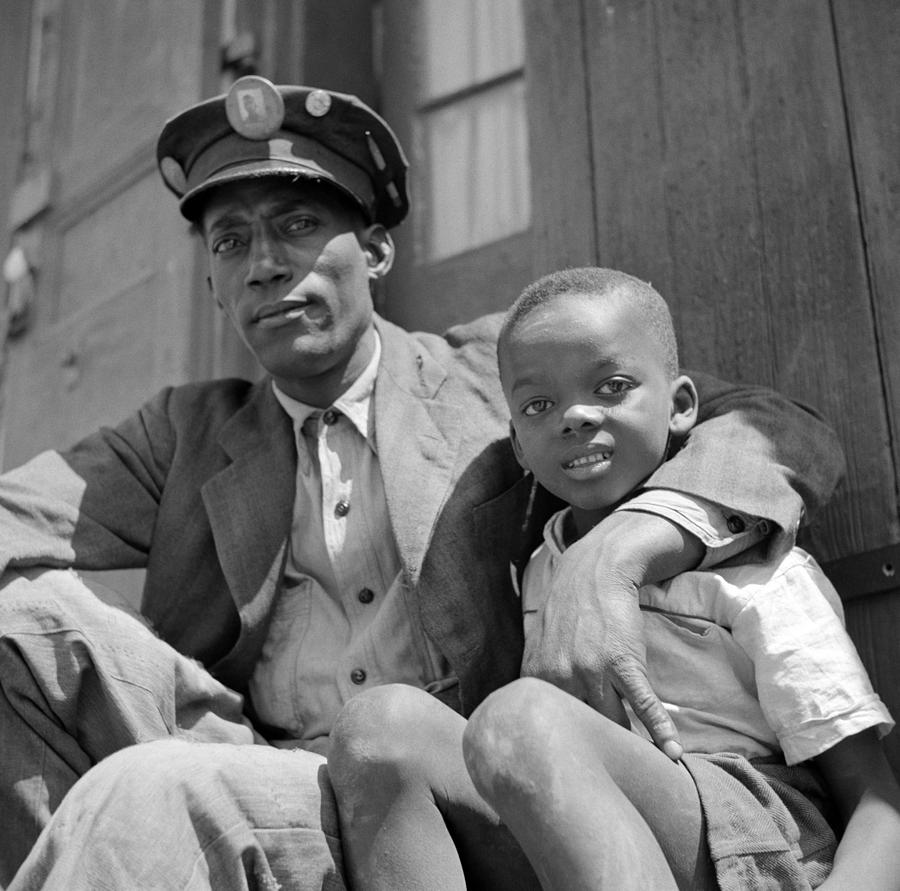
[681,751,836,890]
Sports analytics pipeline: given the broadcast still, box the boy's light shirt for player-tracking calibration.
[250,333,451,751]
[523,508,893,765]
[615,490,769,568]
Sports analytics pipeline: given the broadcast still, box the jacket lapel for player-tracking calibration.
[374,318,462,583]
[202,382,295,632]
[201,321,463,669]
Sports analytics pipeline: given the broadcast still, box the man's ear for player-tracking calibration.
[509,420,531,471]
[668,374,699,436]
[361,225,395,279]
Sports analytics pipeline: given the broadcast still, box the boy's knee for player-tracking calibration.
[463,677,560,798]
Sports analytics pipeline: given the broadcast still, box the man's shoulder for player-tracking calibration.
[442,311,504,347]
[376,311,502,352]
[137,377,273,437]
[376,312,504,384]
[149,376,260,412]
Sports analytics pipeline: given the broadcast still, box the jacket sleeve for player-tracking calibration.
[0,389,175,576]
[643,370,845,544]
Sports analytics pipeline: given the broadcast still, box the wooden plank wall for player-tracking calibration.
[525,0,900,769]
[829,0,900,775]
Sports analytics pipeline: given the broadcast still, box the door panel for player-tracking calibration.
[3,0,208,468]
[525,0,898,564]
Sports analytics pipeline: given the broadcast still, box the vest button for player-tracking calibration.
[350,668,367,685]
[335,499,350,518]
[358,587,375,604]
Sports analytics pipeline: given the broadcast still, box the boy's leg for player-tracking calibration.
[8,740,345,891]
[329,684,541,891]
[0,567,257,884]
[463,677,716,891]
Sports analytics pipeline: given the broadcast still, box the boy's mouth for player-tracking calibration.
[564,450,612,470]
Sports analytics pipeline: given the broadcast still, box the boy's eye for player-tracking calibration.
[597,378,634,396]
[522,398,553,417]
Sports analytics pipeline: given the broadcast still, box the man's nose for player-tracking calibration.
[562,403,604,433]
[246,231,292,287]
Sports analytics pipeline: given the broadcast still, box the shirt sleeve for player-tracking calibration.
[729,552,894,764]
[615,490,771,570]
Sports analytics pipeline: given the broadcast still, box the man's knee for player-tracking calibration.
[0,569,106,728]
[65,740,206,808]
[0,568,86,629]
[0,567,149,639]
[330,684,451,793]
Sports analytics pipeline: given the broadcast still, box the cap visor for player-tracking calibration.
[180,160,370,222]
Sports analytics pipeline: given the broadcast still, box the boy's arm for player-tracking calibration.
[816,728,900,890]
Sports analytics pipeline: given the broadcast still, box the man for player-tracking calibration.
[1,76,843,889]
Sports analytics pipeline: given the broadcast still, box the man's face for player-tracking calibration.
[200,178,387,405]
[501,292,683,535]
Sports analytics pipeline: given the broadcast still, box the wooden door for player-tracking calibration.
[0,0,215,469]
[0,0,224,599]
[524,0,900,769]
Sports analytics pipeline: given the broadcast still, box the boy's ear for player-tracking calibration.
[509,421,530,471]
[668,374,699,436]
[362,225,395,279]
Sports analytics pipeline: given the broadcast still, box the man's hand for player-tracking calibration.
[521,510,704,760]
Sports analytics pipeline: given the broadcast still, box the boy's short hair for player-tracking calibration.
[499,267,680,378]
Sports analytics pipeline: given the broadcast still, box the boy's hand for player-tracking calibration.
[521,510,703,761]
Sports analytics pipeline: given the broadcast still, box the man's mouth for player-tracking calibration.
[255,299,315,327]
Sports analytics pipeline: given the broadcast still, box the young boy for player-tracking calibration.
[328,268,900,890]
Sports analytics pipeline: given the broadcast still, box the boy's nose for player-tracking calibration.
[561,403,604,433]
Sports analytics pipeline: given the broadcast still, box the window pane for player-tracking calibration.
[421,79,530,261]
[422,0,524,99]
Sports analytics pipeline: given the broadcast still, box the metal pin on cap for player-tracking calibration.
[225,75,286,139]
[366,132,387,171]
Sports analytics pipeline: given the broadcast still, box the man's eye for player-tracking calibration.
[522,399,552,417]
[211,236,241,255]
[285,216,317,234]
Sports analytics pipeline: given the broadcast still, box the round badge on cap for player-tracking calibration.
[159,156,187,194]
[305,89,332,117]
[225,75,285,139]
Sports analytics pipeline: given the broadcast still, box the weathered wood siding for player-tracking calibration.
[525,0,900,769]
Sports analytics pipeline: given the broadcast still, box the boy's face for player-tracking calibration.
[500,291,695,534]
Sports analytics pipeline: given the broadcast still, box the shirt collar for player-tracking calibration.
[272,331,380,445]
[543,507,573,557]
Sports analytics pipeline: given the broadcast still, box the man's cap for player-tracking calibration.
[156,76,409,228]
